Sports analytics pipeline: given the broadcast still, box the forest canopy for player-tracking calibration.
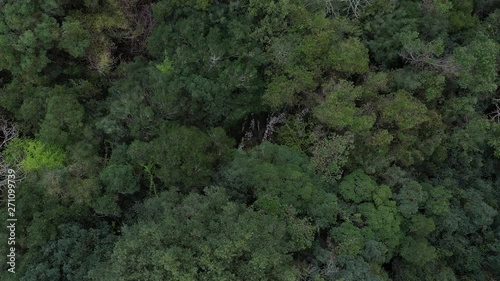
[0,0,499,280]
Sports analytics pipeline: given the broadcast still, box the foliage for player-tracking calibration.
[311,133,354,182]
[21,223,116,281]
[314,80,376,131]
[220,142,339,228]
[4,139,65,171]
[95,187,315,281]
[453,36,498,94]
[127,123,234,192]
[0,0,499,280]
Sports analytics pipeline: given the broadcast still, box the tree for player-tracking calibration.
[314,80,375,131]
[147,1,268,127]
[333,170,402,258]
[38,90,85,147]
[21,223,116,281]
[327,255,389,281]
[395,179,428,218]
[99,164,139,195]
[378,90,429,131]
[409,214,436,237]
[220,142,339,228]
[328,37,369,74]
[400,237,437,267]
[364,3,419,67]
[453,37,498,94]
[331,222,365,256]
[423,184,452,217]
[399,32,457,75]
[263,68,317,108]
[338,169,378,204]
[3,138,65,171]
[58,17,91,58]
[311,133,354,182]
[128,123,234,192]
[448,0,477,31]
[94,187,315,281]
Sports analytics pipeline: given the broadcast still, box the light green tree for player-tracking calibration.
[4,139,65,171]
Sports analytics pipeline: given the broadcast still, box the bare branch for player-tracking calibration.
[341,0,371,18]
[488,99,500,123]
[0,119,17,149]
[263,113,286,141]
[0,119,25,191]
[399,46,459,76]
[0,155,26,191]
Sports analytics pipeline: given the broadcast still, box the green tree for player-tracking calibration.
[378,90,429,130]
[128,123,234,192]
[38,90,85,147]
[314,80,375,131]
[311,133,354,182]
[99,164,139,195]
[328,37,369,74]
[220,142,339,227]
[453,37,498,94]
[94,187,315,281]
[396,179,428,218]
[21,223,116,281]
[338,169,378,204]
[400,237,437,267]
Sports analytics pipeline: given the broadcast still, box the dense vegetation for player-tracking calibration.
[0,0,499,280]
